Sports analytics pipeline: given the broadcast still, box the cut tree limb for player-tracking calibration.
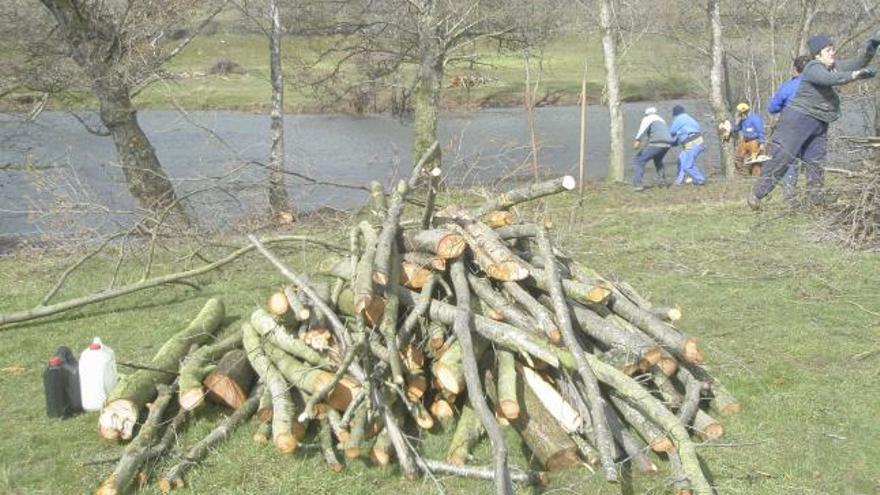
[100,299,225,441]
[449,259,512,495]
[535,228,617,482]
[178,329,243,411]
[97,384,176,495]
[157,386,260,493]
[203,349,255,410]
[471,176,576,218]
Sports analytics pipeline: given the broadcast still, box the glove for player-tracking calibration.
[633,140,641,150]
[854,68,877,80]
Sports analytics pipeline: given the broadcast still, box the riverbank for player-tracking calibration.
[1,181,878,494]
[0,34,694,114]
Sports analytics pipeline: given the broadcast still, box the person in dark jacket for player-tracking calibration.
[632,106,675,190]
[748,33,879,210]
[767,54,812,201]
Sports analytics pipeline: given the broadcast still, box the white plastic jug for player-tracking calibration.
[78,337,118,412]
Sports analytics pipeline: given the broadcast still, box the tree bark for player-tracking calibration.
[178,330,244,411]
[267,0,291,219]
[203,349,256,410]
[99,299,225,440]
[599,0,625,183]
[414,1,444,228]
[708,0,735,177]
[38,0,184,220]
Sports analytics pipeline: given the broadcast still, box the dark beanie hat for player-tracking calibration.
[672,105,685,116]
[807,34,833,56]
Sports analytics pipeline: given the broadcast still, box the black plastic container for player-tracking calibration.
[42,346,82,418]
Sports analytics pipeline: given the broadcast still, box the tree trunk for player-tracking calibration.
[599,0,625,183]
[39,0,185,221]
[708,0,735,177]
[267,0,292,219]
[415,1,444,228]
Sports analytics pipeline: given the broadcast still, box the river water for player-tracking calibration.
[0,99,872,241]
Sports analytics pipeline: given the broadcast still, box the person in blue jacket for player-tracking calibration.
[733,102,766,175]
[749,33,878,210]
[766,55,811,202]
[668,105,706,186]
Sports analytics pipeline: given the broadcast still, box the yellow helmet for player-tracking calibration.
[736,102,750,114]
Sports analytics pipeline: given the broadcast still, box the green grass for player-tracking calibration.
[3,33,693,113]
[2,182,879,494]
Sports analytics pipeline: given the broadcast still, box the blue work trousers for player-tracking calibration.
[753,107,826,201]
[632,146,669,186]
[675,142,706,185]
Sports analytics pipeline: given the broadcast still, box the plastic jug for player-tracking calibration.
[78,337,118,412]
[43,346,83,418]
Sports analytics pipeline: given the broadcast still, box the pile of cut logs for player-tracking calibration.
[94,175,738,495]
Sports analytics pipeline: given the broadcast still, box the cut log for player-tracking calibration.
[501,281,561,343]
[354,221,380,322]
[203,349,256,410]
[529,268,612,304]
[369,427,392,466]
[446,403,485,465]
[178,329,243,411]
[97,384,176,495]
[692,410,724,441]
[496,350,519,420]
[283,286,312,321]
[534,227,616,482]
[471,175,576,217]
[468,274,539,335]
[418,458,546,485]
[609,394,673,453]
[446,217,531,281]
[320,417,344,472]
[261,341,360,412]
[250,308,329,367]
[400,261,433,289]
[242,323,295,454]
[486,369,580,472]
[482,210,514,228]
[520,365,582,433]
[448,259,512,494]
[432,335,489,395]
[401,228,466,259]
[100,299,225,441]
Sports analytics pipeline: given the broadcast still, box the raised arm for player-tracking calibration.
[836,36,879,72]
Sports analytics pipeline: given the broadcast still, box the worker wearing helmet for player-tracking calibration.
[733,102,766,175]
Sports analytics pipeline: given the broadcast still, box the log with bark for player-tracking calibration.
[80,175,737,494]
[100,299,226,441]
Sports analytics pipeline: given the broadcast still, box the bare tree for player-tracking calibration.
[598,0,625,182]
[708,0,734,177]
[268,0,293,220]
[23,1,227,222]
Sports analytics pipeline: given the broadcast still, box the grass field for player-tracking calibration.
[1,181,879,494]
[4,32,693,113]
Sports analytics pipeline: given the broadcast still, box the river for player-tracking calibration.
[0,99,872,242]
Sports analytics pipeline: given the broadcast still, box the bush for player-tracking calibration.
[209,58,244,76]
